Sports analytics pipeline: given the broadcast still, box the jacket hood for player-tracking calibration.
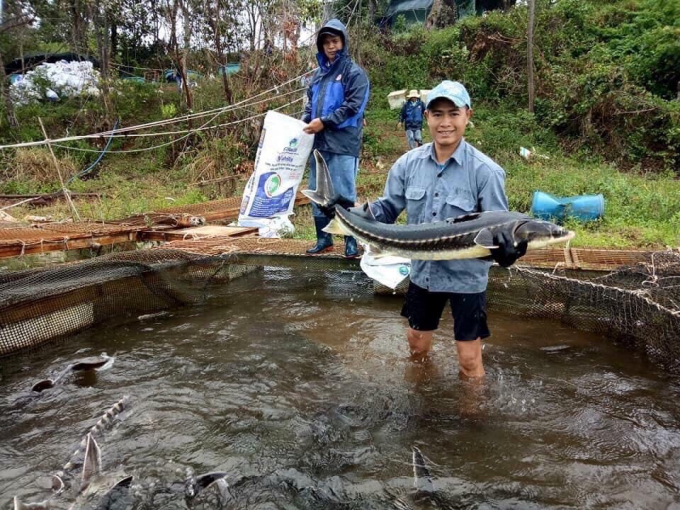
[316,19,349,68]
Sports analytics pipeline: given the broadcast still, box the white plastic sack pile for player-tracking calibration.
[10,61,101,105]
[238,111,314,235]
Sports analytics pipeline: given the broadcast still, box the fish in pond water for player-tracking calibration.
[14,398,132,510]
[31,354,114,393]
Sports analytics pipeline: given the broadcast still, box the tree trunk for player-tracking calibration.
[168,0,192,111]
[356,0,363,63]
[425,0,442,29]
[91,3,112,117]
[210,4,232,104]
[20,39,25,73]
[527,0,535,113]
[68,0,87,53]
[180,0,193,111]
[110,17,118,60]
[0,50,18,128]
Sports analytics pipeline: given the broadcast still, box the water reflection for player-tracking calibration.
[1,268,679,508]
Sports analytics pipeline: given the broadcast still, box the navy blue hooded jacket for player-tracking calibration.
[302,19,370,158]
[400,98,425,130]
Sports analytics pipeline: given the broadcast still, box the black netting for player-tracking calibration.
[1,248,678,370]
[487,251,680,369]
[0,250,256,355]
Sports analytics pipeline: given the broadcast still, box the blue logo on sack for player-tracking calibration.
[283,137,300,154]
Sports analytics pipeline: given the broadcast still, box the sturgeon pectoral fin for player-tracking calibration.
[186,472,229,499]
[70,357,109,371]
[213,478,232,501]
[474,228,498,249]
[113,476,133,488]
[196,472,229,493]
[322,219,348,236]
[412,446,434,493]
[31,379,55,393]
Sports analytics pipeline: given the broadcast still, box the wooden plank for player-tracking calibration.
[173,225,257,237]
[140,226,257,242]
[0,232,137,259]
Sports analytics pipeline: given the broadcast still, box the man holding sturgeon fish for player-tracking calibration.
[305,80,574,380]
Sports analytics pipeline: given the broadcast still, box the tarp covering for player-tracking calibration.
[384,0,481,24]
[385,0,433,17]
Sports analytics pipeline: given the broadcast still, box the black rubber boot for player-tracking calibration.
[306,217,334,255]
[344,236,360,259]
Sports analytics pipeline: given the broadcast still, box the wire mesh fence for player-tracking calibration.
[1,248,678,371]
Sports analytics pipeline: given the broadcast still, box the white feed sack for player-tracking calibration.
[238,112,315,234]
[10,61,101,104]
[387,89,407,110]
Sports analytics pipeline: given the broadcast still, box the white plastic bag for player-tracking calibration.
[10,60,101,105]
[238,111,314,224]
[239,216,295,238]
[359,247,411,289]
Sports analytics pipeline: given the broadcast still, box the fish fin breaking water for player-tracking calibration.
[412,446,434,494]
[81,433,102,487]
[185,471,229,498]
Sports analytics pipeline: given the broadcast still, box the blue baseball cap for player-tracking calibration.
[426,80,471,109]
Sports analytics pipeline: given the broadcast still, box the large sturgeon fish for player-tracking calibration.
[303,150,574,260]
[13,398,132,510]
[13,394,228,509]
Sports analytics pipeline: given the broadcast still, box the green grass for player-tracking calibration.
[3,96,677,250]
[503,157,680,248]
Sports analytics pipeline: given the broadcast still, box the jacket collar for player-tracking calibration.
[316,49,348,74]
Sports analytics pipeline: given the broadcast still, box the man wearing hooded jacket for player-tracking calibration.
[302,19,370,258]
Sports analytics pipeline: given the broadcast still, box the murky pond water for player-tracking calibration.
[2,267,680,509]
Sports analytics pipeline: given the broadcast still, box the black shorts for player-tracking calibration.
[401,282,490,341]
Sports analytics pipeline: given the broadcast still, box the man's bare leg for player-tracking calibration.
[456,338,486,417]
[407,328,433,360]
[456,338,485,379]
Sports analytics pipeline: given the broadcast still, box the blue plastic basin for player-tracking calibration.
[531,191,604,223]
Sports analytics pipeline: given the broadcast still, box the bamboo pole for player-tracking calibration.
[527,0,535,113]
[38,117,81,221]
